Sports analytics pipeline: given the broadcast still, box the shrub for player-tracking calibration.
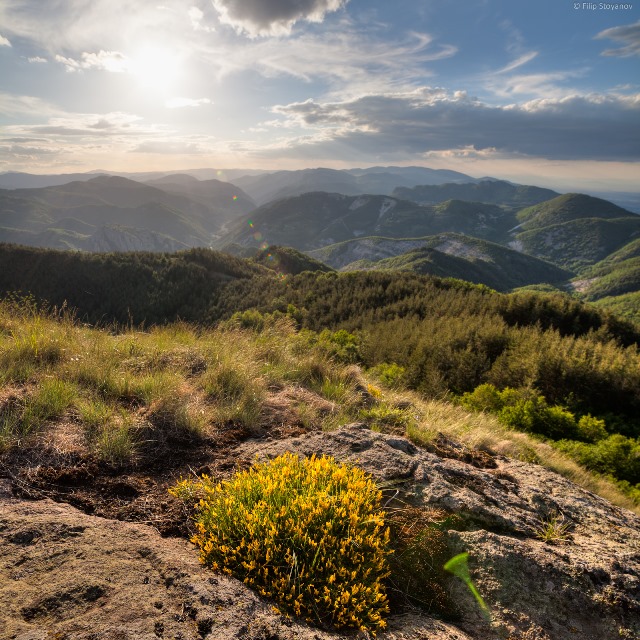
[576,414,608,443]
[359,404,415,433]
[556,434,640,485]
[314,329,362,364]
[175,453,390,633]
[370,362,407,388]
[459,383,504,413]
[461,384,579,440]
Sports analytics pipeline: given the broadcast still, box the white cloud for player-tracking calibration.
[211,0,348,37]
[2,106,161,141]
[596,21,640,58]
[486,70,584,99]
[27,56,47,63]
[0,1,195,54]
[495,51,538,75]
[0,92,61,118]
[130,140,206,154]
[188,6,215,32]
[201,28,456,98]
[0,34,11,46]
[55,50,130,73]
[165,97,212,109]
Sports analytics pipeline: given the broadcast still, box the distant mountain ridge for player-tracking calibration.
[512,194,640,271]
[517,193,633,230]
[0,175,254,252]
[393,180,559,208]
[1,168,639,320]
[220,192,516,250]
[230,166,478,205]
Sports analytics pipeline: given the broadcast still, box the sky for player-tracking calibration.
[0,0,639,191]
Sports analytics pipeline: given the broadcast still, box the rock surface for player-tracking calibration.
[2,424,639,640]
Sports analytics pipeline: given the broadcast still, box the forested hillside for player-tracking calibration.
[1,243,638,438]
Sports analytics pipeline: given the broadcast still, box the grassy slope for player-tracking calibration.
[0,299,636,514]
[1,243,638,428]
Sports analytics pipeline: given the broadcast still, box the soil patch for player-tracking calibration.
[1,420,297,537]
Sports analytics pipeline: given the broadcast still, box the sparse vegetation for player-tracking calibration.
[534,512,572,544]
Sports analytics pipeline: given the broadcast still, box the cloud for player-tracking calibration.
[188,6,215,33]
[596,21,640,57]
[165,97,212,109]
[130,140,205,154]
[55,50,130,73]
[266,88,640,161]
[495,51,538,75]
[486,70,584,99]
[27,56,47,63]
[6,144,60,157]
[1,105,159,141]
[211,0,348,36]
[0,1,196,54]
[0,92,61,118]
[202,28,455,98]
[0,34,11,46]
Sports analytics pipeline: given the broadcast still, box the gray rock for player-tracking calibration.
[236,425,640,640]
[2,423,639,640]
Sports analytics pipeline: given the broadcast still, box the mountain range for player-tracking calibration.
[1,165,639,322]
[0,175,255,251]
[232,166,478,205]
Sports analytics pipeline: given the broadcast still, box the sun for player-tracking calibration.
[129,45,180,93]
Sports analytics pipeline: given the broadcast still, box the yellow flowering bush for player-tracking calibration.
[172,453,390,633]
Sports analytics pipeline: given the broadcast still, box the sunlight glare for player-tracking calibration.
[130,46,180,93]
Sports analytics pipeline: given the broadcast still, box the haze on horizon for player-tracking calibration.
[0,0,639,193]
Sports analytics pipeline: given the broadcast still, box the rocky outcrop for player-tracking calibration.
[236,424,640,640]
[2,424,639,639]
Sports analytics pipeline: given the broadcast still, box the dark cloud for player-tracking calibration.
[211,0,347,36]
[272,89,640,161]
[596,21,640,57]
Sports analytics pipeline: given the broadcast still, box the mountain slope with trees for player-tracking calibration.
[333,233,571,291]
[220,192,516,250]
